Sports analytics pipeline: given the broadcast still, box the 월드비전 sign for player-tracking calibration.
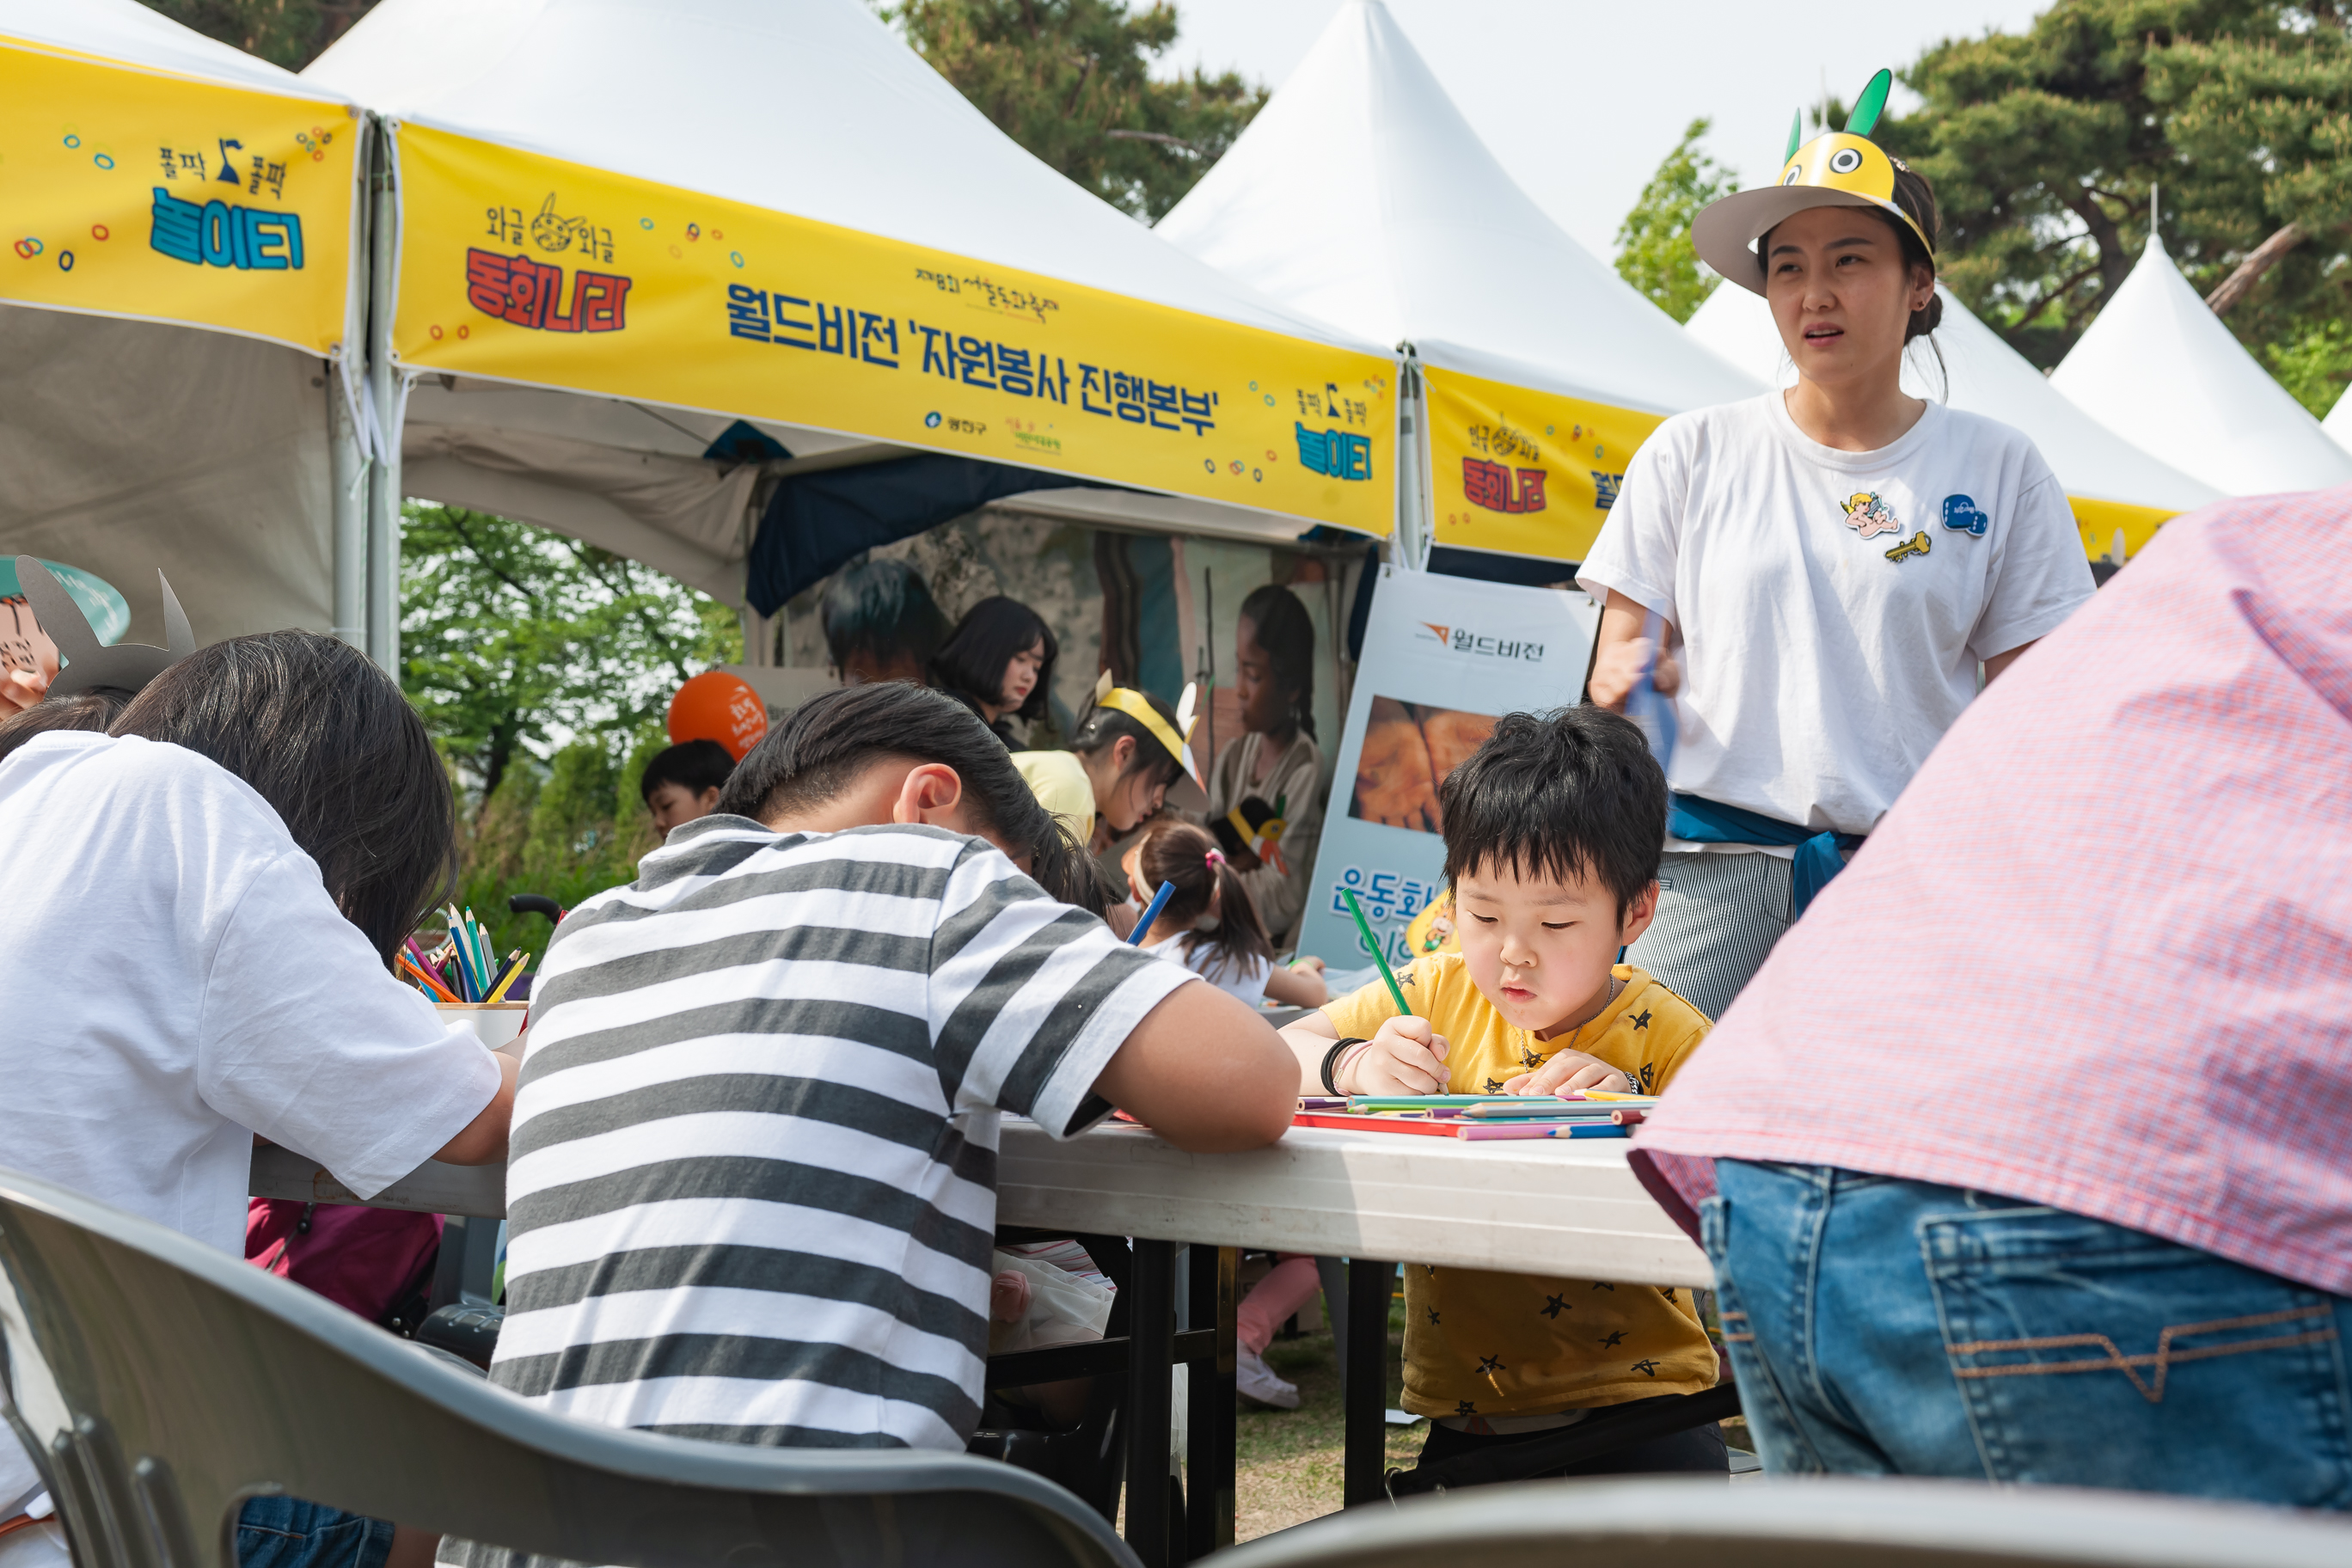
[1297,567,1600,973]
[390,125,1399,540]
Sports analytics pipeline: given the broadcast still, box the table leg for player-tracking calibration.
[1124,1239,1176,1565]
[1343,1257,1391,1508]
[1185,1244,1236,1558]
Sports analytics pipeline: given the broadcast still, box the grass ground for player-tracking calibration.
[1233,1299,1424,1542]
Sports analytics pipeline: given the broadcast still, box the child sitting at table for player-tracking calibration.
[1278,706,1724,1479]
[1121,818,1327,1009]
[462,681,1295,1497]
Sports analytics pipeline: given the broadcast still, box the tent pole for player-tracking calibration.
[363,127,401,677]
[329,366,366,650]
[1393,353,1431,572]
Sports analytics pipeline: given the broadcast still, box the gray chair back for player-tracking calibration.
[1215,1476,2352,1567]
[0,1170,1138,1568]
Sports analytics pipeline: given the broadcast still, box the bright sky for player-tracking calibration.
[1155,0,2047,257]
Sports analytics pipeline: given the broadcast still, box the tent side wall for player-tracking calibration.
[0,305,339,643]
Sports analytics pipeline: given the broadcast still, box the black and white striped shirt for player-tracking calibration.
[483,816,1191,1451]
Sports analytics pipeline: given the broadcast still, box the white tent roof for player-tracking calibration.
[2049,236,2352,498]
[1154,0,1759,415]
[1686,280,2221,518]
[304,0,1397,597]
[2324,383,2352,458]
[0,0,347,643]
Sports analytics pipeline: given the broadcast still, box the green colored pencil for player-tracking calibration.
[1340,888,1413,1018]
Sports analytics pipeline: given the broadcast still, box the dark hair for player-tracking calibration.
[931,596,1057,726]
[639,738,736,804]
[109,632,457,965]
[0,689,131,766]
[1134,818,1273,983]
[1438,707,1664,916]
[1237,583,1317,742]
[821,558,950,677]
[1068,685,1185,791]
[714,681,1094,908]
[1760,160,1945,345]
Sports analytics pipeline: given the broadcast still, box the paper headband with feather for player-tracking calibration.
[1690,69,1933,297]
[14,554,196,698]
[1089,670,1206,811]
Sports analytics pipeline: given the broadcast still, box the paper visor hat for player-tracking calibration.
[14,554,195,699]
[1690,69,1933,298]
[1091,672,1207,812]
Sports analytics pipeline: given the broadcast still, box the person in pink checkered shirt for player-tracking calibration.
[1624,488,2352,1508]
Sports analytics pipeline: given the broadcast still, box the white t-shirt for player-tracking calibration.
[1579,394,2093,839]
[1142,931,1272,1006]
[0,732,501,1526]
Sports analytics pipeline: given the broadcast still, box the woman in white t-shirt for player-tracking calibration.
[1120,818,1327,1009]
[1579,75,2095,1020]
[0,629,515,1568]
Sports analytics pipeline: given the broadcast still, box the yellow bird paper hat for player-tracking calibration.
[1690,69,1933,297]
[1090,670,1208,812]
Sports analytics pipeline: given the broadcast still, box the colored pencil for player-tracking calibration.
[1456,1122,1629,1141]
[485,950,529,1004]
[400,954,460,1002]
[1340,890,1412,1017]
[1292,1112,1462,1138]
[1128,879,1177,945]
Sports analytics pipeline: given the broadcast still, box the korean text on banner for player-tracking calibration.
[1425,364,1667,564]
[393,126,1398,537]
[0,41,358,355]
[1298,567,1600,971]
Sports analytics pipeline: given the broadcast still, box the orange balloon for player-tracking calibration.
[667,671,769,761]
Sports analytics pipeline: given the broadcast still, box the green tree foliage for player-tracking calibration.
[889,0,1265,221]
[1615,119,1740,322]
[400,503,740,804]
[1891,1,2351,368]
[139,0,378,70]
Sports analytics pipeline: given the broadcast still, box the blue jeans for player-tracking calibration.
[236,1498,393,1568]
[1703,1161,2352,1507]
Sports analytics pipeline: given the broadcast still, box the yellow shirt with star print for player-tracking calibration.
[1321,953,1718,1418]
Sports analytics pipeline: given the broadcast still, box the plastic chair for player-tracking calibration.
[0,1169,1139,1568]
[1211,1475,2352,1567]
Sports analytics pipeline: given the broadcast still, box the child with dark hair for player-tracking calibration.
[0,688,129,765]
[1279,705,1724,1482]
[1206,584,1325,945]
[1120,818,1326,1009]
[637,738,736,836]
[462,681,1295,1482]
[0,630,515,1568]
[930,595,1057,746]
[819,557,951,685]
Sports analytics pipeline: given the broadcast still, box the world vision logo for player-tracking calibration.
[1414,622,1545,663]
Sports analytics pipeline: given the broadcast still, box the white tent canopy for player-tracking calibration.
[2049,236,2352,498]
[1155,0,1759,421]
[2324,384,2352,458]
[1687,279,2221,553]
[0,0,365,646]
[304,0,1400,609]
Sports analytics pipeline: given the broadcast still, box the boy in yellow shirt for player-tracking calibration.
[1282,706,1723,1479]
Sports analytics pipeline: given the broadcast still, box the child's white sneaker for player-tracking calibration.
[1236,1346,1300,1409]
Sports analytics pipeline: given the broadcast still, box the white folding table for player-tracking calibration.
[252,1118,1709,1558]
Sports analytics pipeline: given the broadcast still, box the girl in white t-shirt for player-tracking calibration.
[1121,818,1327,1009]
[1579,80,2094,1019]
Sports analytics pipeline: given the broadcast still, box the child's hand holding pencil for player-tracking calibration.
[1504,1045,1636,1099]
[1338,1015,1453,1096]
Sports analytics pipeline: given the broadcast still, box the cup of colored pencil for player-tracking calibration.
[401,906,531,1052]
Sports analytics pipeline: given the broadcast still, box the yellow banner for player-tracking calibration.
[0,41,358,354]
[1424,364,1665,564]
[2069,495,2173,562]
[392,126,1397,536]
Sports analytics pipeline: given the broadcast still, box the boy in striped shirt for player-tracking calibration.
[471,683,1295,1465]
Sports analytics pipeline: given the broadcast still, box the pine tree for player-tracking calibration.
[1614,119,1738,322]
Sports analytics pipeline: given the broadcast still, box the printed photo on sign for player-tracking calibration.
[1348,696,1498,832]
